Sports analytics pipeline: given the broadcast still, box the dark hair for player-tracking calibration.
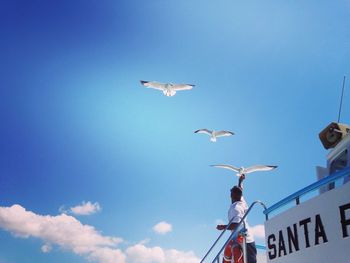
[230,186,243,199]
[231,186,242,194]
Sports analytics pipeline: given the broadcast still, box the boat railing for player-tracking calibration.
[264,166,350,219]
[201,166,350,262]
[200,200,267,263]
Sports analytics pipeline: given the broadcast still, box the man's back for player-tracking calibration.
[228,200,254,243]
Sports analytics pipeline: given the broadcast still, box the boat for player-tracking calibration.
[201,122,350,263]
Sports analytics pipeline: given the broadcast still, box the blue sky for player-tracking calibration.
[0,0,350,262]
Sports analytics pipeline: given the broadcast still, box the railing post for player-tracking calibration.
[242,222,247,263]
[200,200,267,263]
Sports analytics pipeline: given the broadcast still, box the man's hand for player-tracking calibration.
[238,174,245,188]
[216,224,226,231]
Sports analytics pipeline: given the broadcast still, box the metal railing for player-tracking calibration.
[202,167,350,262]
[201,200,267,263]
[264,166,350,217]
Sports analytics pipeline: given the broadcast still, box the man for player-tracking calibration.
[216,175,257,263]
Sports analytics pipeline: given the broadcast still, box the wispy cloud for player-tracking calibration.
[126,243,199,263]
[41,244,52,253]
[0,204,125,263]
[138,238,151,245]
[152,221,172,235]
[215,219,225,225]
[250,224,265,240]
[60,201,101,216]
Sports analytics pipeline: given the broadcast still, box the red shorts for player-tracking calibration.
[222,235,244,263]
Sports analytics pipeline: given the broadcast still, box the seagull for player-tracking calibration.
[140,80,194,97]
[211,164,277,177]
[194,129,234,142]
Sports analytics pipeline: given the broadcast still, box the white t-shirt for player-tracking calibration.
[228,199,254,243]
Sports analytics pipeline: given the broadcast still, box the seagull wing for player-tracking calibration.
[211,164,240,173]
[194,129,212,135]
[244,165,277,174]
[140,80,166,91]
[214,130,235,137]
[171,84,195,91]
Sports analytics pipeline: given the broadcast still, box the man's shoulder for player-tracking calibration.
[228,201,246,221]
[232,200,245,206]
[230,200,247,211]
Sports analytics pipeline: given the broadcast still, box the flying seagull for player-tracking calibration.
[140,80,194,97]
[194,129,234,142]
[211,164,277,177]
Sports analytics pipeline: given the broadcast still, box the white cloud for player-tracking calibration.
[165,249,200,263]
[58,205,67,214]
[138,238,151,245]
[125,243,199,263]
[152,221,172,235]
[250,224,265,240]
[88,247,126,263]
[41,244,52,253]
[126,244,165,263]
[69,201,101,216]
[0,205,201,263]
[0,204,125,263]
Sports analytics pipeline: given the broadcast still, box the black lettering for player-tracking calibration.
[339,203,350,238]
[315,214,328,245]
[278,230,287,257]
[287,223,299,253]
[268,234,277,260]
[299,217,311,248]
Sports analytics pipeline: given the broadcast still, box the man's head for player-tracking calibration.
[230,186,242,203]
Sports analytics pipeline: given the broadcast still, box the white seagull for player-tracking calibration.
[194,129,234,142]
[211,164,277,177]
[140,80,194,97]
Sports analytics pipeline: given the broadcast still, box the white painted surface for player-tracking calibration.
[264,183,350,263]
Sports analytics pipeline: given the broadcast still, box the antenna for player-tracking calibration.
[337,76,346,123]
